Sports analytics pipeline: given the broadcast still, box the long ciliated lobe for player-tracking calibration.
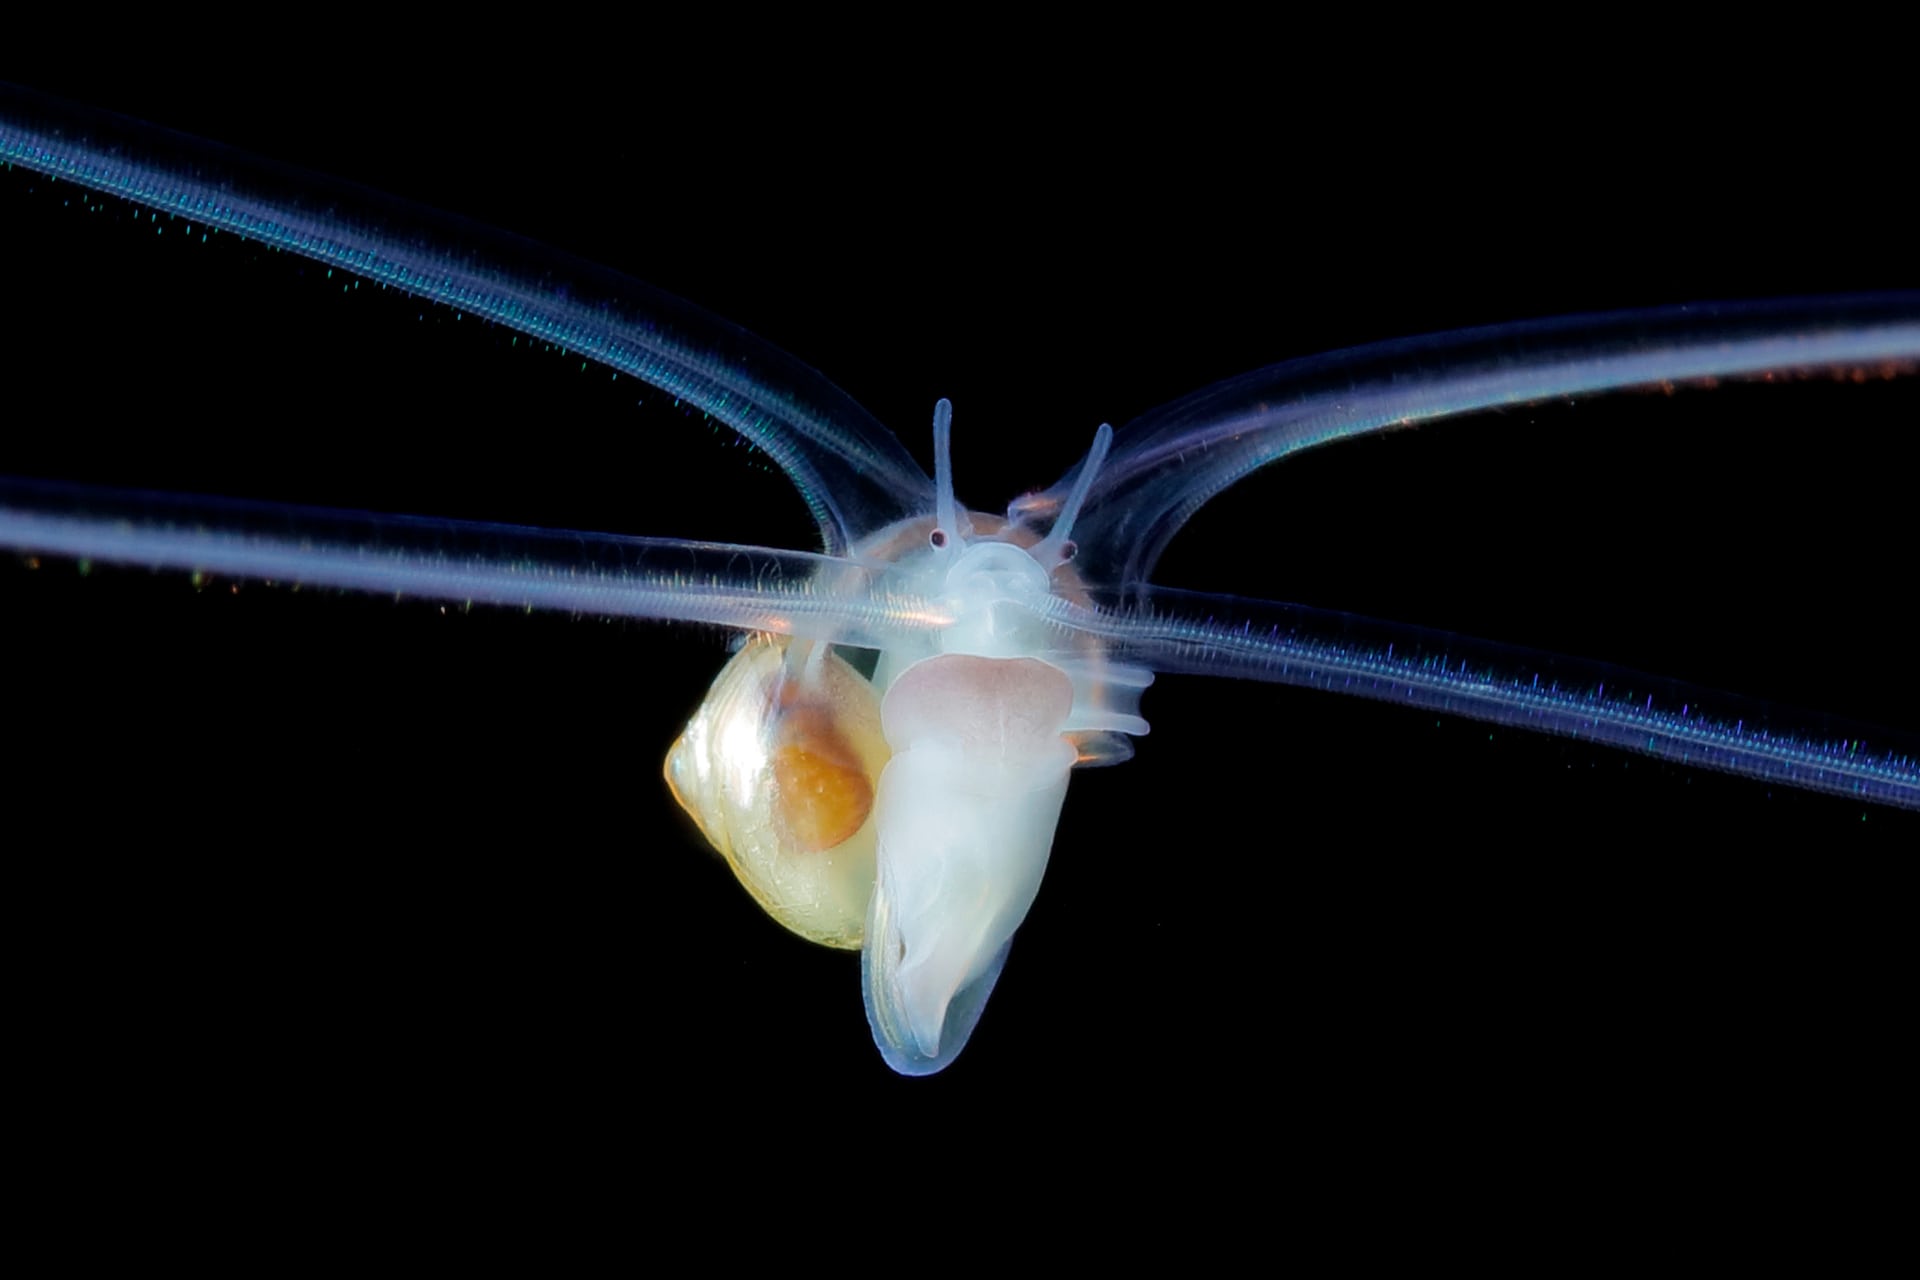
[2,84,1915,1074]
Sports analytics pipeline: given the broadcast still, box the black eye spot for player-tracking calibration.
[929,529,948,548]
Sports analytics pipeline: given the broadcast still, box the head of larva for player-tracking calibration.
[912,398,1111,661]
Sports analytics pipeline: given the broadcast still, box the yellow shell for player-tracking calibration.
[665,637,888,949]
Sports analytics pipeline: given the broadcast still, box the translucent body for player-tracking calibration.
[3,84,1915,1079]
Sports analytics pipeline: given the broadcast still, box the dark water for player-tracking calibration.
[4,75,1912,1180]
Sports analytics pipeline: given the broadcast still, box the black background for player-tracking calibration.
[4,66,1914,1182]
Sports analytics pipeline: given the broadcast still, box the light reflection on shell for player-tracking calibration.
[665,636,888,950]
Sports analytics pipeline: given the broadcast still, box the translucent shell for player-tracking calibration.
[664,636,888,949]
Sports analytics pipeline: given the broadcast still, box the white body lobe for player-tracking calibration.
[862,653,1078,1075]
